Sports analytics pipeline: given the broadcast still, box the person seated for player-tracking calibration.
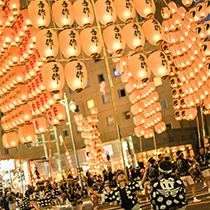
[151,161,187,210]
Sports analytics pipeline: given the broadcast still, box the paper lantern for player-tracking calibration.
[133,0,155,19]
[16,84,29,102]
[196,2,208,20]
[125,78,138,93]
[1,27,14,45]
[6,132,18,148]
[123,22,145,51]
[128,53,151,82]
[129,89,142,104]
[174,110,182,121]
[134,125,145,137]
[0,10,5,28]
[148,51,170,79]
[114,0,135,22]
[73,0,94,27]
[28,0,50,28]
[59,28,81,59]
[36,29,59,59]
[206,0,210,13]
[144,129,154,139]
[177,6,186,18]
[103,24,125,54]
[3,134,10,149]
[80,27,102,58]
[186,107,197,121]
[19,123,36,143]
[161,7,170,20]
[168,2,177,14]
[65,60,88,92]
[201,41,210,57]
[95,0,116,25]
[18,9,32,31]
[41,61,65,93]
[182,0,193,7]
[42,89,56,107]
[142,19,165,46]
[32,117,47,134]
[133,113,146,126]
[39,94,49,111]
[52,0,74,28]
[11,65,25,84]
[52,103,66,123]
[131,101,144,115]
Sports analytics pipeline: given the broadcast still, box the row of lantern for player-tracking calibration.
[28,0,156,29]
[73,107,105,171]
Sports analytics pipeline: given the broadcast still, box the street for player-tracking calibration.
[79,182,210,210]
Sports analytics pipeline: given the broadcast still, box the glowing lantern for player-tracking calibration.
[42,90,56,107]
[189,7,200,23]
[131,101,144,116]
[168,2,177,14]
[2,134,10,149]
[196,2,208,20]
[144,129,154,139]
[201,41,210,57]
[19,104,32,122]
[125,78,138,93]
[18,9,32,31]
[0,10,5,28]
[129,90,142,104]
[128,53,151,82]
[65,60,87,92]
[186,107,197,121]
[28,0,50,28]
[204,97,210,109]
[206,0,210,13]
[73,0,94,27]
[177,6,186,18]
[16,84,29,102]
[52,103,66,123]
[19,123,36,143]
[133,0,155,19]
[59,29,81,59]
[182,0,193,7]
[32,117,46,134]
[8,46,20,64]
[155,121,166,134]
[174,110,182,121]
[41,61,65,93]
[123,22,145,51]
[172,13,182,28]
[148,51,170,79]
[114,0,135,22]
[36,29,59,59]
[142,19,165,46]
[11,65,25,84]
[134,125,145,137]
[133,113,146,126]
[52,0,74,28]
[1,27,14,45]
[161,7,170,20]
[80,27,102,58]
[195,24,205,40]
[103,24,125,54]
[95,0,116,25]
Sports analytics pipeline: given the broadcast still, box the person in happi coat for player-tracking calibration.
[151,160,187,210]
[64,175,83,210]
[32,181,60,210]
[16,192,31,210]
[87,168,149,210]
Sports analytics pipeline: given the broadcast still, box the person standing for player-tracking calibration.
[176,150,201,203]
[6,189,16,210]
[147,158,159,185]
[16,192,31,210]
[196,147,210,192]
[151,160,187,210]
[87,168,149,210]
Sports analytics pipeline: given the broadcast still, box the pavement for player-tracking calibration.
[79,182,210,210]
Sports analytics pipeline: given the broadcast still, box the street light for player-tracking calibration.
[62,93,83,190]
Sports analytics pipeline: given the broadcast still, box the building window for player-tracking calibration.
[166,123,172,129]
[98,73,105,83]
[87,99,95,109]
[63,129,69,138]
[107,115,115,126]
[27,143,32,149]
[4,148,9,154]
[50,133,55,140]
[75,104,79,113]
[159,99,168,110]
[123,111,131,120]
[118,89,126,98]
[113,68,122,77]
[94,54,101,63]
[102,94,110,104]
[86,78,90,88]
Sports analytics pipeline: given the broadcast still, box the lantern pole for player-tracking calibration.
[53,127,63,174]
[18,141,24,193]
[90,0,128,184]
[153,130,158,157]
[196,115,201,148]
[63,93,83,191]
[47,127,54,182]
[200,107,207,149]
[41,134,50,180]
[139,136,143,161]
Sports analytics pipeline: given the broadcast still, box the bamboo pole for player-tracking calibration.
[47,127,53,181]
[90,0,128,184]
[196,115,201,148]
[18,141,24,193]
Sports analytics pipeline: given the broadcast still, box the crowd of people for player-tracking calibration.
[0,147,209,210]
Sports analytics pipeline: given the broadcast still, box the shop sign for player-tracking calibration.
[0,159,15,172]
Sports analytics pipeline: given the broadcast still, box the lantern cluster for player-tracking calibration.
[117,56,166,139]
[0,7,66,150]
[162,1,210,120]
[74,107,105,173]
